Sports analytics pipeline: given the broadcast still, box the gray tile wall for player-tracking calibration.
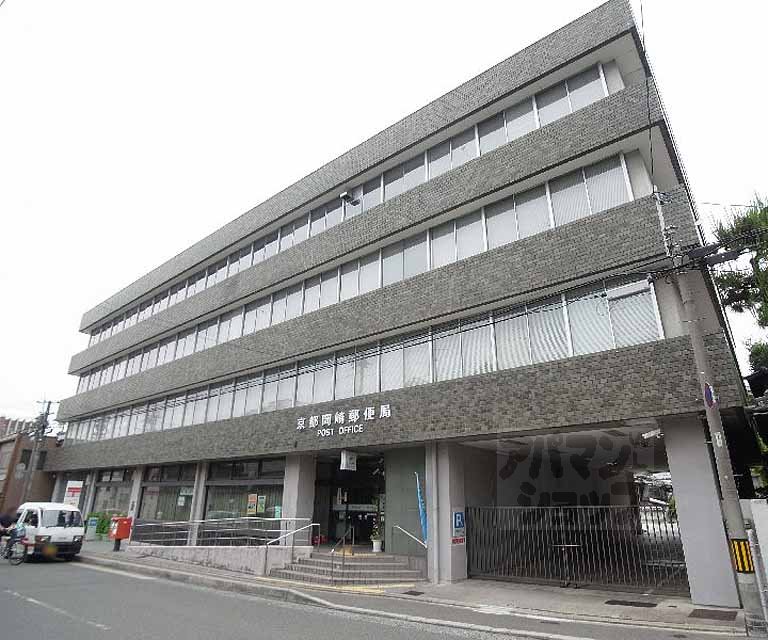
[79,0,636,331]
[71,81,666,374]
[47,333,741,472]
[57,186,695,422]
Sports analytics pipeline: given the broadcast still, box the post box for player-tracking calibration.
[108,516,132,550]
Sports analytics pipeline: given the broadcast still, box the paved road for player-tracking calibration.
[0,558,744,640]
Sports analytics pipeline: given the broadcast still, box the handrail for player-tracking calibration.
[263,522,320,575]
[330,526,354,586]
[393,525,427,549]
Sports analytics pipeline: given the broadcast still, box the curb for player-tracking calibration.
[76,555,746,638]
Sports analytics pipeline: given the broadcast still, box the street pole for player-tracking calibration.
[659,204,767,634]
[18,400,51,506]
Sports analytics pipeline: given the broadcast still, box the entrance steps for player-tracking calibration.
[270,551,425,585]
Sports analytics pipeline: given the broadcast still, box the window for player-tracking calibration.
[403,234,427,279]
[285,284,303,320]
[340,261,359,301]
[237,245,253,272]
[451,127,476,168]
[178,328,196,359]
[528,297,568,363]
[382,242,404,286]
[244,374,262,415]
[515,186,550,239]
[165,394,185,430]
[485,197,516,249]
[208,260,227,288]
[550,170,590,227]
[261,369,279,412]
[384,165,404,201]
[276,367,296,410]
[310,207,326,237]
[403,332,430,387]
[206,385,222,422]
[433,322,462,382]
[319,269,339,308]
[334,350,355,400]
[536,82,570,126]
[128,404,147,435]
[428,141,450,179]
[279,222,294,253]
[506,99,536,141]
[232,377,249,417]
[584,155,628,214]
[567,66,605,112]
[625,150,652,199]
[462,316,494,376]
[253,238,265,264]
[263,232,279,259]
[313,357,335,403]
[362,177,381,211]
[190,388,208,425]
[145,400,165,433]
[296,360,315,407]
[380,340,404,391]
[271,290,287,325]
[217,382,234,420]
[456,210,484,259]
[567,285,612,356]
[294,215,309,244]
[495,307,530,369]
[431,221,455,269]
[359,252,380,294]
[222,308,243,342]
[607,280,659,347]
[478,113,506,154]
[157,336,177,366]
[402,155,425,190]
[344,186,363,219]
[354,345,379,396]
[326,199,343,228]
[196,320,218,352]
[303,276,321,314]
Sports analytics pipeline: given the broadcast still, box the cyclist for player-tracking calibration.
[0,509,19,558]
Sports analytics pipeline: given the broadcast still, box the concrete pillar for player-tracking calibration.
[51,473,64,503]
[126,466,144,521]
[82,472,97,515]
[425,443,440,584]
[663,414,739,606]
[187,462,208,545]
[437,443,467,582]
[281,455,316,544]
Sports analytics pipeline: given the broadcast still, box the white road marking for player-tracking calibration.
[3,589,111,630]
[72,562,156,580]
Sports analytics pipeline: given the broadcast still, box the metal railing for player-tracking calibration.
[329,526,355,586]
[466,505,688,595]
[393,525,427,549]
[130,516,313,547]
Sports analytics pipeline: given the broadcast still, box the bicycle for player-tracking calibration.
[1,527,28,565]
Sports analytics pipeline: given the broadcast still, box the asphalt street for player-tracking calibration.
[0,558,745,640]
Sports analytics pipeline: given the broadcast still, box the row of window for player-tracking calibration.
[77,148,651,396]
[65,275,661,445]
[86,61,622,349]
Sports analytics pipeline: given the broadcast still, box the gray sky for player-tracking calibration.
[0,1,766,420]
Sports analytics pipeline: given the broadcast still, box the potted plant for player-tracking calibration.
[370,520,382,553]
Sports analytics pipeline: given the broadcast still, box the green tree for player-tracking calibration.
[749,340,768,371]
[713,197,768,326]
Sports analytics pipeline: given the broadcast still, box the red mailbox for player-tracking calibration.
[108,516,132,545]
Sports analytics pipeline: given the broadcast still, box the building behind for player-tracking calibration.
[47,0,755,607]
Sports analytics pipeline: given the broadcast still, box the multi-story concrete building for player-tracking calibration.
[48,0,754,607]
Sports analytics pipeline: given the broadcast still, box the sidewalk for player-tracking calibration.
[78,541,745,636]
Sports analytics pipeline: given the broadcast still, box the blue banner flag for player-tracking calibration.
[415,472,428,544]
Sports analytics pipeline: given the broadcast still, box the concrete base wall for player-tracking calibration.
[126,544,312,576]
[384,447,426,557]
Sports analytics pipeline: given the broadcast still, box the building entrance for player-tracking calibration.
[313,454,385,545]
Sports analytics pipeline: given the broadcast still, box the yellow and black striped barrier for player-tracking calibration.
[731,538,754,573]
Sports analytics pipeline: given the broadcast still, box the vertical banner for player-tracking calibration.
[63,481,83,507]
[247,494,259,516]
[415,472,428,544]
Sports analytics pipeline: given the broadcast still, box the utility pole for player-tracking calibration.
[18,400,52,506]
[656,194,767,636]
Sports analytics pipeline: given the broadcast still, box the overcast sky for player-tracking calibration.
[0,1,766,420]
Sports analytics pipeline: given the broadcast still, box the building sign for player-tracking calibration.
[63,481,84,507]
[452,509,466,545]
[247,493,259,516]
[340,450,357,471]
[296,404,392,439]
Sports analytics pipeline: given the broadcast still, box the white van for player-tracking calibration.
[15,502,85,559]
